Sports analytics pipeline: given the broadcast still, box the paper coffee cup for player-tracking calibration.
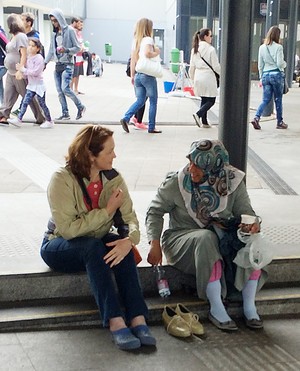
[241,214,257,224]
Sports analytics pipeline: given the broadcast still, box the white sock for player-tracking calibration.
[242,279,260,320]
[206,280,232,323]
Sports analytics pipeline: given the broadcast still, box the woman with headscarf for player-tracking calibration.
[146,139,267,332]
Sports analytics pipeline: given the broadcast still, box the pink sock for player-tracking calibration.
[209,260,222,282]
[249,269,261,280]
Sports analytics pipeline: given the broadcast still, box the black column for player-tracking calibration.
[286,0,298,86]
[176,14,190,62]
[266,0,280,31]
[219,0,254,173]
[207,0,215,30]
[217,0,223,59]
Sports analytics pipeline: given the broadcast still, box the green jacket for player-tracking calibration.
[47,166,140,244]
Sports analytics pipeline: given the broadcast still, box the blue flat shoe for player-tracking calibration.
[131,325,157,346]
[111,328,141,350]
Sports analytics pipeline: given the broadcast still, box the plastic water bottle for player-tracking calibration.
[154,265,171,298]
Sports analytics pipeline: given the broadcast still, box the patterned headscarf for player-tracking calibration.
[178,139,244,227]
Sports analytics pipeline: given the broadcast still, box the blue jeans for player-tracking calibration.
[18,90,52,121]
[197,97,216,125]
[54,64,84,115]
[0,66,7,106]
[255,71,284,124]
[123,73,158,131]
[40,233,148,327]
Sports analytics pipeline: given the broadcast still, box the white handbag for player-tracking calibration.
[135,55,163,78]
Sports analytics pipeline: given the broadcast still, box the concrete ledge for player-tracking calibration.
[1,287,300,332]
[1,258,300,303]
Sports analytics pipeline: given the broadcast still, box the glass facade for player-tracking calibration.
[176,0,299,79]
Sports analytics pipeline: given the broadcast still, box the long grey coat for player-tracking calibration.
[146,172,268,299]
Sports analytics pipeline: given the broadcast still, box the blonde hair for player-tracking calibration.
[133,18,153,59]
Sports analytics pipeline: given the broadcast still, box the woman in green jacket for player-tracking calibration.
[41,125,156,350]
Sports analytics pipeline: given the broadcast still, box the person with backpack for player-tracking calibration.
[0,25,9,106]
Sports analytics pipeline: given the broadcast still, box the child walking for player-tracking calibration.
[8,38,54,129]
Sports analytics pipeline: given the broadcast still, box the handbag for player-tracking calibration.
[283,76,289,94]
[201,56,220,88]
[135,55,163,78]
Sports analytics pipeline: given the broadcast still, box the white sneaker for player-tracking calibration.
[192,113,201,128]
[40,120,54,129]
[8,117,22,128]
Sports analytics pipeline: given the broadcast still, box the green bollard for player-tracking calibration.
[171,48,180,73]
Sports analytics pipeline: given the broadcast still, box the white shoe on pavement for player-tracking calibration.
[40,120,54,129]
[192,113,201,128]
[8,117,22,128]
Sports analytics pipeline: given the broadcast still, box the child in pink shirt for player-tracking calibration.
[8,38,54,129]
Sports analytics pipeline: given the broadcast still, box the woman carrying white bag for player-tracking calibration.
[120,18,162,134]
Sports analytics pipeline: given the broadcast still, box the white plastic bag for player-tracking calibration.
[234,231,273,270]
[249,233,273,269]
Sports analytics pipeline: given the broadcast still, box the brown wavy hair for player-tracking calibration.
[66,125,113,179]
[264,25,281,45]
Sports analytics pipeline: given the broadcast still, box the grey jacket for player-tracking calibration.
[45,8,80,65]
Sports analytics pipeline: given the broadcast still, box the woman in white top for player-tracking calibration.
[120,18,161,134]
[189,28,220,128]
[251,26,287,130]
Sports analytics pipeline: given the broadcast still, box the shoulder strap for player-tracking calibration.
[76,177,92,210]
[201,56,215,73]
[101,168,119,180]
[265,45,276,64]
[77,171,128,237]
